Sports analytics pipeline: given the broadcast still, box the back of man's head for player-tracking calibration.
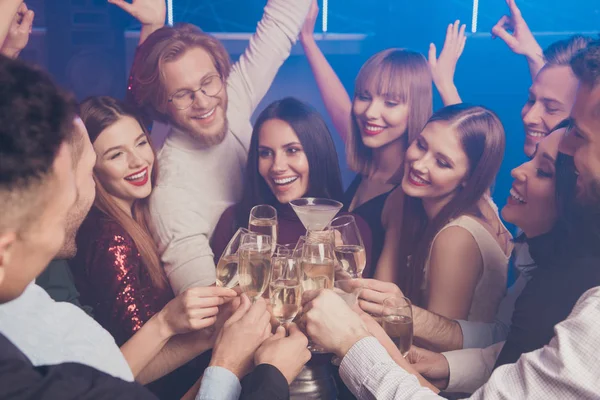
[0,55,77,301]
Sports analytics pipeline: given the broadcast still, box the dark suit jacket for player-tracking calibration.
[241,363,290,400]
[0,333,156,399]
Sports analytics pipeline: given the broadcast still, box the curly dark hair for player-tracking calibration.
[0,55,76,232]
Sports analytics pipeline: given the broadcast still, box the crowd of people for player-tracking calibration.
[1,0,599,398]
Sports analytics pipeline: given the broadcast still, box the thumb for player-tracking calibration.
[273,325,286,339]
[226,293,250,325]
[20,10,34,33]
[428,43,437,66]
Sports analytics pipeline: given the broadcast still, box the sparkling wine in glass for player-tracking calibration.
[215,227,250,287]
[329,215,366,279]
[238,233,272,301]
[249,205,278,247]
[270,250,302,325]
[382,295,413,357]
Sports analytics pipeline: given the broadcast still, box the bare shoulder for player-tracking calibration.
[431,225,480,256]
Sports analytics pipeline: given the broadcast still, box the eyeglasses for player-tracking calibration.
[168,74,224,110]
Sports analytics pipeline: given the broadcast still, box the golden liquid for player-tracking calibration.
[334,245,366,278]
[215,254,238,287]
[382,315,413,356]
[301,259,335,290]
[238,246,272,299]
[249,218,278,247]
[269,279,302,323]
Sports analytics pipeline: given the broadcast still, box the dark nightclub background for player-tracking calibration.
[21,0,600,230]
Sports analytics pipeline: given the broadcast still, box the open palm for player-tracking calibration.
[108,0,165,26]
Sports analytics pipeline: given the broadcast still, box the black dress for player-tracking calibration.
[343,175,399,276]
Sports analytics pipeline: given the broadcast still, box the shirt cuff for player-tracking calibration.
[196,366,241,400]
[444,344,502,393]
[339,337,397,393]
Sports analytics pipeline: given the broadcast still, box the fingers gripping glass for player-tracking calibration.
[168,74,224,110]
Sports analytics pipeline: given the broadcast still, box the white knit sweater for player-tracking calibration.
[149,0,311,295]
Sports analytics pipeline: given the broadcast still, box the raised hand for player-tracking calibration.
[491,0,543,77]
[209,295,273,379]
[428,20,466,106]
[254,323,311,384]
[156,286,237,337]
[1,2,34,59]
[108,0,165,27]
[356,278,404,316]
[300,0,319,43]
[407,346,450,390]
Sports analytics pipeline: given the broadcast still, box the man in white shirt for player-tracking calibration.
[303,38,600,399]
[128,0,312,294]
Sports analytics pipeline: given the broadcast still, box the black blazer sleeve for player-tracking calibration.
[0,334,157,400]
[239,363,289,400]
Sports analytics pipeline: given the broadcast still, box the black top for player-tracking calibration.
[343,174,398,275]
[494,228,600,368]
[241,364,290,400]
[0,333,157,400]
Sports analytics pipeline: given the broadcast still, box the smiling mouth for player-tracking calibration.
[272,176,298,186]
[124,167,149,187]
[192,107,216,120]
[407,170,430,186]
[363,122,386,136]
[509,187,526,204]
[526,130,548,139]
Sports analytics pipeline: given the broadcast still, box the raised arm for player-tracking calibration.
[491,0,544,81]
[299,0,352,142]
[424,227,482,320]
[0,2,34,59]
[108,0,166,46]
[226,0,311,137]
[0,0,25,49]
[428,20,466,106]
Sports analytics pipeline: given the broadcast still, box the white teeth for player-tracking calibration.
[125,170,147,181]
[365,124,384,132]
[409,171,428,185]
[196,108,215,119]
[527,131,547,138]
[273,176,298,185]
[510,188,526,203]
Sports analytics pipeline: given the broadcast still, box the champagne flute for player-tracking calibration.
[215,227,250,288]
[301,232,336,353]
[381,295,413,357]
[238,232,273,302]
[269,247,302,325]
[328,215,366,279]
[249,204,278,247]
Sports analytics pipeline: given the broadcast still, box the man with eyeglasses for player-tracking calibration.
[127,0,311,294]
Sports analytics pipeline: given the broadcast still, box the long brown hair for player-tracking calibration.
[399,104,506,304]
[128,23,232,124]
[348,49,433,176]
[79,96,167,290]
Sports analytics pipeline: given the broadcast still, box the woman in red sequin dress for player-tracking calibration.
[71,96,235,399]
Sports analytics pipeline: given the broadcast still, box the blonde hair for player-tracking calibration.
[348,49,433,175]
[128,23,232,124]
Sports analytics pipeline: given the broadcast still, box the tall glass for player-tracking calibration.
[249,205,278,246]
[301,233,336,353]
[381,295,413,357]
[269,247,302,325]
[328,215,366,279]
[238,233,273,302]
[215,227,250,288]
[301,231,336,291]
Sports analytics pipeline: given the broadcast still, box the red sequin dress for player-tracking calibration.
[71,206,173,347]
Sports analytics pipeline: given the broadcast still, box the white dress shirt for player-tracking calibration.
[340,286,600,399]
[0,283,133,381]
